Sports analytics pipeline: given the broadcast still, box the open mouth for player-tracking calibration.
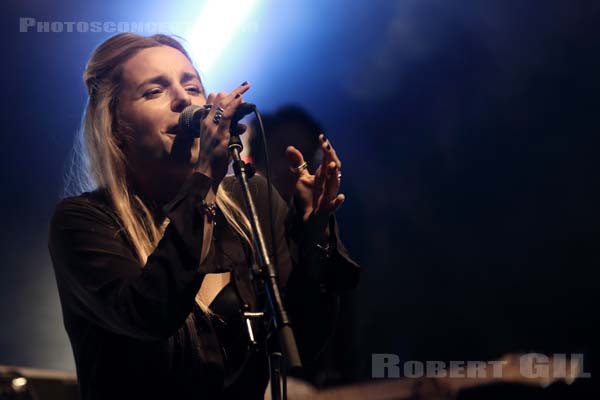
[165,124,184,137]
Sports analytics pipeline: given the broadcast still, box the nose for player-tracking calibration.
[171,85,192,113]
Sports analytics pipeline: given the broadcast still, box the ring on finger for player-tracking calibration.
[337,172,342,181]
[213,108,224,125]
[202,104,213,120]
[212,113,223,125]
[291,161,308,174]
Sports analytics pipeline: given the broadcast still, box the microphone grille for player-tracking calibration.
[179,105,203,133]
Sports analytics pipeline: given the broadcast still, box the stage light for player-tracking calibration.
[186,0,259,75]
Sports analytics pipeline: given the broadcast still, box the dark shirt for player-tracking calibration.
[48,172,359,400]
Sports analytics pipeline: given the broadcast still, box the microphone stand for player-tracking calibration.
[227,119,302,400]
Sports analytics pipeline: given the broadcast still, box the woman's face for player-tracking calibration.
[117,46,206,177]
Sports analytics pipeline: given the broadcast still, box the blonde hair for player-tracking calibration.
[67,32,253,312]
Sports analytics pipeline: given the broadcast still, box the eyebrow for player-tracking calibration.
[136,71,201,91]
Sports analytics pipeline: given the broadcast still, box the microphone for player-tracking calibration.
[179,103,256,135]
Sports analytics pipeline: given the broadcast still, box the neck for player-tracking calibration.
[129,163,193,221]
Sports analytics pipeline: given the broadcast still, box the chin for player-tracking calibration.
[164,136,200,164]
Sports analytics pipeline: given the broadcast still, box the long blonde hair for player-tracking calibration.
[67,32,253,311]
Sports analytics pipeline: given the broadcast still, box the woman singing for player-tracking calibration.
[48,33,359,399]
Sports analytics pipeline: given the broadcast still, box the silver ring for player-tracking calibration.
[216,106,225,113]
[337,172,342,180]
[213,111,223,125]
[291,161,308,174]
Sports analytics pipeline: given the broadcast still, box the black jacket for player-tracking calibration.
[48,172,359,400]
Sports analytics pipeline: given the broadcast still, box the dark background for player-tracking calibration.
[2,0,600,394]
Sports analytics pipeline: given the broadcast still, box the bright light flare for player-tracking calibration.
[186,0,259,74]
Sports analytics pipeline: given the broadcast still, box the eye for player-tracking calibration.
[143,88,163,98]
[186,86,202,95]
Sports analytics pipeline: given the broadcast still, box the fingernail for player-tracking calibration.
[235,93,241,98]
[241,81,248,86]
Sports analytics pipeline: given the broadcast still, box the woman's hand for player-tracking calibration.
[193,82,250,185]
[286,134,345,237]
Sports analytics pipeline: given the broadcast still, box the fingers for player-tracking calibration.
[210,82,250,116]
[206,93,240,125]
[284,133,346,217]
[332,193,345,209]
[205,93,216,108]
[315,133,345,214]
[322,161,340,200]
[205,81,250,108]
[230,81,251,98]
[320,160,344,212]
[309,168,324,213]
[319,133,342,171]
[285,146,311,177]
[215,92,243,120]
[314,134,339,211]
[204,82,251,126]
